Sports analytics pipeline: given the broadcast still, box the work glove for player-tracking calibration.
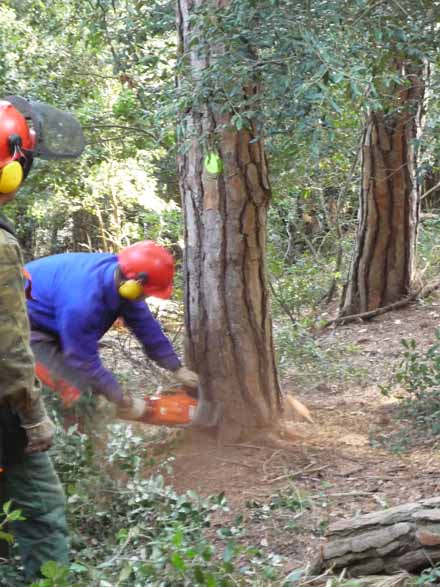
[173,366,199,388]
[22,416,56,455]
[13,384,55,454]
[95,395,118,419]
[96,393,149,421]
[116,395,150,421]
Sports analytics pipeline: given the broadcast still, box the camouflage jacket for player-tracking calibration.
[0,217,45,425]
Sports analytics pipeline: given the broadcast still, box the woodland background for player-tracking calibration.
[3,1,440,586]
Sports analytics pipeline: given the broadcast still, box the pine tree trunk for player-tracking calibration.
[340,63,425,316]
[312,497,440,577]
[177,0,282,440]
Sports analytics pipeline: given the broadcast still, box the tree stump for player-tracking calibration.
[312,497,440,576]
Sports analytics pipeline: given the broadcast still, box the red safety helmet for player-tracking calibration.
[0,96,85,194]
[0,100,36,166]
[118,241,175,300]
[0,100,36,193]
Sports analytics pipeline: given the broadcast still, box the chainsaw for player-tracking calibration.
[117,385,222,429]
[35,357,222,429]
[35,361,310,429]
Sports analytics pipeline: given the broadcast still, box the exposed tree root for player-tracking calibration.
[321,279,440,329]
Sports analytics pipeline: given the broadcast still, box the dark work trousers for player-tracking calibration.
[0,406,69,583]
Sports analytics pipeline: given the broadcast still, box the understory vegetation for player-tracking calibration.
[374,329,440,453]
[4,0,440,584]
[1,420,285,586]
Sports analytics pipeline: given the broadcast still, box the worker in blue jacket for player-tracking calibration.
[25,241,199,417]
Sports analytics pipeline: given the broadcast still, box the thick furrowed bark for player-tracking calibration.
[180,124,281,433]
[177,1,282,438]
[341,63,425,316]
[312,497,440,577]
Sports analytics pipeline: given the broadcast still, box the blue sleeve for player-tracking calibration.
[121,301,182,371]
[57,306,123,402]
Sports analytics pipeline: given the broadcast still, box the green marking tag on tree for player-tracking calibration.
[204,153,223,176]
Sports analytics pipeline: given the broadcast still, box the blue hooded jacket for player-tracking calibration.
[25,252,181,401]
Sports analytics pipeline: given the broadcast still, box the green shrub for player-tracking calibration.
[391,332,440,436]
[28,421,284,586]
[374,331,440,451]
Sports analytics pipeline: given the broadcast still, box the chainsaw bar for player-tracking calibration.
[191,388,223,428]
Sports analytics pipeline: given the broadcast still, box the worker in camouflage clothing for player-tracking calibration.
[0,96,84,582]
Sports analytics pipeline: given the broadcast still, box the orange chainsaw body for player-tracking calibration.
[137,389,198,427]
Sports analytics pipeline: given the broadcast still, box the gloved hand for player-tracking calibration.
[95,395,118,419]
[22,416,56,455]
[173,366,199,388]
[14,387,55,454]
[117,394,133,411]
[116,396,150,421]
[96,393,149,421]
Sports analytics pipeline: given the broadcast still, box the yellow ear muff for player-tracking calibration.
[0,161,24,194]
[119,279,144,300]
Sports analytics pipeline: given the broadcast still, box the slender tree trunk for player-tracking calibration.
[72,209,98,252]
[177,0,282,440]
[340,62,425,316]
[95,202,109,252]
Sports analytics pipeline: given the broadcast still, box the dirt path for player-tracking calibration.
[162,298,440,571]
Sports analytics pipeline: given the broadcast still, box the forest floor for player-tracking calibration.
[136,294,440,575]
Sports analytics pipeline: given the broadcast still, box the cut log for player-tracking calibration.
[311,497,440,576]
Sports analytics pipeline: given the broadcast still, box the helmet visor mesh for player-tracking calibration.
[29,101,85,159]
